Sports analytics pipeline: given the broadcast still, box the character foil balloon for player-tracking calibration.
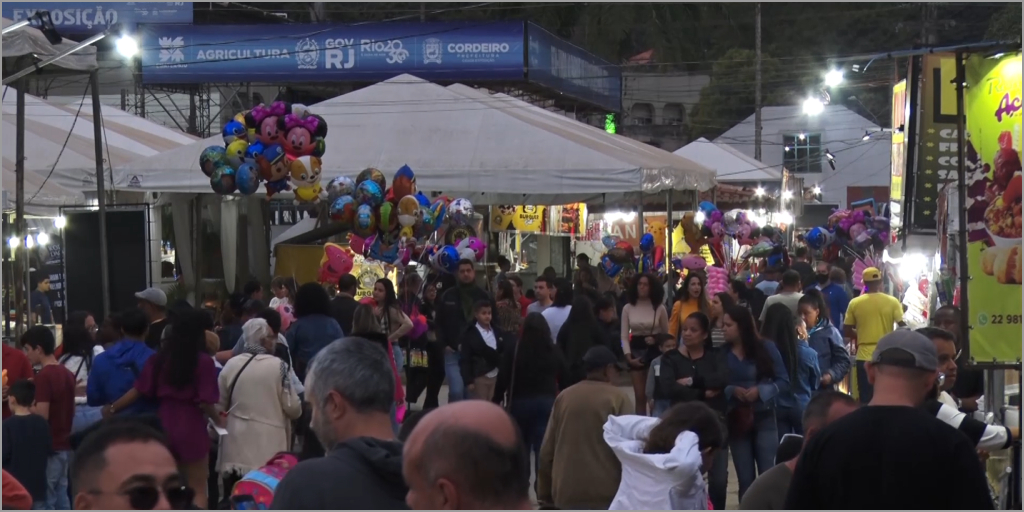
[289,156,325,204]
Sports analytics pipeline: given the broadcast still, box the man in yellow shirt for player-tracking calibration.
[843,267,906,403]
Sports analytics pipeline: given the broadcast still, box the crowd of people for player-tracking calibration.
[1,249,1017,510]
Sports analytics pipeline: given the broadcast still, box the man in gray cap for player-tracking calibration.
[784,330,994,510]
[135,287,168,350]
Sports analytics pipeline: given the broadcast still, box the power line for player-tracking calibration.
[28,81,90,202]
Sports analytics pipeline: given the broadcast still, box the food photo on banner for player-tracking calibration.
[964,52,1023,365]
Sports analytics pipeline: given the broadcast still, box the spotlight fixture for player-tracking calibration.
[755,186,766,197]
[812,185,822,195]
[825,149,836,171]
[825,69,844,88]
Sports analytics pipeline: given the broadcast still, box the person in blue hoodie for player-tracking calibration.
[87,309,157,417]
[761,303,820,437]
[798,290,851,392]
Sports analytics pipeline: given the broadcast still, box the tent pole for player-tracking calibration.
[954,51,970,363]
[91,71,111,318]
[16,82,29,333]
[666,189,673,307]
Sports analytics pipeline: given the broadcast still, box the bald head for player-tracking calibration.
[403,402,529,510]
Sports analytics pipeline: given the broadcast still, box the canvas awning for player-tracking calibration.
[674,137,784,182]
[114,74,716,204]
[2,17,97,72]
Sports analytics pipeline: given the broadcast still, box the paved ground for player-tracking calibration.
[407,383,743,509]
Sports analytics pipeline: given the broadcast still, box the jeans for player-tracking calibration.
[708,445,730,511]
[652,399,673,417]
[775,405,804,437]
[444,350,465,403]
[45,450,71,510]
[509,396,555,485]
[71,405,103,435]
[392,344,405,373]
[856,361,873,404]
[730,409,778,500]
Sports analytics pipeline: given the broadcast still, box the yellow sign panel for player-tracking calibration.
[490,205,545,232]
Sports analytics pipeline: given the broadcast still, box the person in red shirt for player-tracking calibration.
[22,326,76,510]
[508,276,532,317]
[2,344,34,419]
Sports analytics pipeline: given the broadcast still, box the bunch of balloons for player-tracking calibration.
[636,233,666,274]
[699,202,761,246]
[327,165,485,271]
[198,101,329,203]
[804,200,890,253]
[598,235,636,278]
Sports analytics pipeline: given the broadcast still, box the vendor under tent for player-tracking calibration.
[1,87,199,199]
[113,74,717,205]
[674,138,784,183]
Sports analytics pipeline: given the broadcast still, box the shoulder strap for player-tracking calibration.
[227,354,259,411]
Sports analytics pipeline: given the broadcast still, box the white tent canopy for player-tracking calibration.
[114,74,716,204]
[2,86,199,210]
[2,17,97,72]
[674,138,784,182]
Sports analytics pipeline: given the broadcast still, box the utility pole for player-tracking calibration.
[754,3,762,162]
[420,3,426,22]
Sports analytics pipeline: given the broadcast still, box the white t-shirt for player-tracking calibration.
[476,324,500,378]
[61,345,104,404]
[542,306,572,341]
[269,297,290,309]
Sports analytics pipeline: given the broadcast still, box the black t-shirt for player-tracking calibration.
[790,261,815,290]
[145,318,169,350]
[2,414,53,502]
[784,405,994,510]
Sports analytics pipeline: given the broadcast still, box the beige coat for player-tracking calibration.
[217,353,302,476]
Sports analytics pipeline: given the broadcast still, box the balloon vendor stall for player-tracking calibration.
[803,198,891,292]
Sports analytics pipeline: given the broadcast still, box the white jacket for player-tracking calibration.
[604,415,708,511]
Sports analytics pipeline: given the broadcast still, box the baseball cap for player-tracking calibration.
[870,330,938,372]
[582,345,621,372]
[862,267,883,282]
[135,287,167,307]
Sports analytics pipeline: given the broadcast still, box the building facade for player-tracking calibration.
[619,71,709,151]
[714,104,890,209]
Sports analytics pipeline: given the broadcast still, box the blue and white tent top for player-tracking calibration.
[114,74,717,205]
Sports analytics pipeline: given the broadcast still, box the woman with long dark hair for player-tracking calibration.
[556,295,606,387]
[760,303,820,437]
[409,279,444,409]
[494,280,523,335]
[286,282,344,381]
[721,305,789,500]
[61,311,103,433]
[493,312,566,481]
[798,289,851,391]
[351,304,406,434]
[656,311,730,509]
[669,272,709,340]
[620,273,669,415]
[372,278,414,373]
[709,292,736,347]
[108,309,221,509]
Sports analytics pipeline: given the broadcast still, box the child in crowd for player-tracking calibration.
[646,334,678,417]
[2,380,53,510]
[605,401,727,510]
[459,301,509,402]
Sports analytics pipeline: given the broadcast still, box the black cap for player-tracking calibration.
[583,345,620,372]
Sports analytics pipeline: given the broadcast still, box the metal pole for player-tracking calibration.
[2,30,109,86]
[954,52,970,362]
[754,3,762,162]
[666,190,674,307]
[15,84,29,333]
[90,71,111,319]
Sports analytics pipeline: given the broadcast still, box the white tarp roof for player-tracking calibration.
[2,17,97,72]
[2,86,199,210]
[674,138,784,182]
[113,74,716,204]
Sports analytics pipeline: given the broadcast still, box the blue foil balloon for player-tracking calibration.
[415,192,430,207]
[210,165,237,195]
[354,180,384,208]
[243,141,265,165]
[330,195,357,230]
[639,233,655,253]
[235,163,261,195]
[354,204,377,237]
[699,201,717,214]
[223,120,247,145]
[437,245,461,274]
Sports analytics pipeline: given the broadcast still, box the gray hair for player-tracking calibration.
[306,337,394,414]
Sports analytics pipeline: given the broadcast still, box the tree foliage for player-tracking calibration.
[985,3,1022,42]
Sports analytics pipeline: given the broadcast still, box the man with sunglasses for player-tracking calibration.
[72,421,195,510]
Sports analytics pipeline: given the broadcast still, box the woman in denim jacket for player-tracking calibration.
[798,290,851,391]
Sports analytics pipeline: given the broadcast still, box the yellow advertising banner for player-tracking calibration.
[890,80,907,212]
[489,205,545,232]
[964,53,1022,365]
[915,54,960,231]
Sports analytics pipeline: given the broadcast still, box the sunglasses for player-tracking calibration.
[91,485,194,510]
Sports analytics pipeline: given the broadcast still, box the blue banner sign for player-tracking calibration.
[2,2,193,35]
[527,23,621,112]
[140,21,525,84]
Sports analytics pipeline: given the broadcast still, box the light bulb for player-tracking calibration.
[755,187,766,197]
[8,237,19,248]
[825,69,844,88]
[36,233,49,245]
[812,185,822,195]
[116,35,139,58]
[54,216,66,229]
[694,211,706,225]
[24,236,34,248]
[802,97,824,116]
